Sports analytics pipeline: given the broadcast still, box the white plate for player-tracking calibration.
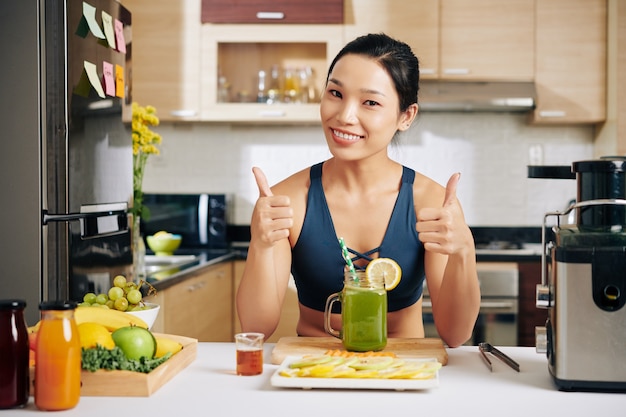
[270,356,440,391]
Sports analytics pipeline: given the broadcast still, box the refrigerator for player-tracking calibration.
[0,0,133,325]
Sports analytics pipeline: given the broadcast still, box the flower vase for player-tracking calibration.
[132,215,146,283]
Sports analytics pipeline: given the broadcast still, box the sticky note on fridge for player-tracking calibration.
[114,19,126,53]
[101,11,116,49]
[115,64,125,98]
[84,61,105,98]
[82,2,105,39]
[73,68,91,97]
[103,61,115,96]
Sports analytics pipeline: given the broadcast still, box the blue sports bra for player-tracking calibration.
[291,162,425,312]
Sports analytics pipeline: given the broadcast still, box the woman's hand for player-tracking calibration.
[415,173,473,256]
[251,167,294,248]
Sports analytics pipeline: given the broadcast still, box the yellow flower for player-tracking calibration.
[131,102,161,219]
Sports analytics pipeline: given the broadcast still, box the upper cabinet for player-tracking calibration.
[532,0,607,124]
[439,0,534,81]
[343,0,439,78]
[344,0,534,81]
[123,0,201,121]
[201,0,343,24]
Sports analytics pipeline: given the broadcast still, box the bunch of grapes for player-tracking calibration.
[81,275,151,312]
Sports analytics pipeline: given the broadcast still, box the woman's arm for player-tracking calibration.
[416,173,480,347]
[236,168,294,339]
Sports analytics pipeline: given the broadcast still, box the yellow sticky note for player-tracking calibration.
[84,61,105,98]
[115,64,125,98]
[101,11,115,49]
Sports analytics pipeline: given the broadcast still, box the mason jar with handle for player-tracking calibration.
[324,270,387,352]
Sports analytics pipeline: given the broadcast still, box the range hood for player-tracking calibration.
[419,80,536,112]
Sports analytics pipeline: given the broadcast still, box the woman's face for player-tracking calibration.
[320,54,414,161]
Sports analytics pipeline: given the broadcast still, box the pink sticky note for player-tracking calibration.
[103,61,115,96]
[115,64,125,98]
[114,19,126,53]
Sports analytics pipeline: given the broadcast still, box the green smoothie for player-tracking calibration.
[341,285,387,351]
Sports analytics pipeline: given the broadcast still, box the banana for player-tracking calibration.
[154,336,183,358]
[74,306,148,331]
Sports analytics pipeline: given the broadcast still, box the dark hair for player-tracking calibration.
[325,33,420,112]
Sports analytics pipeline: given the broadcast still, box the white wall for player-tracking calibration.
[140,112,594,226]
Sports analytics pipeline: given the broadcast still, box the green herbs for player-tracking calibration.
[81,345,171,374]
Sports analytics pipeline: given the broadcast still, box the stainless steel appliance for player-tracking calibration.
[141,194,229,249]
[0,0,133,325]
[423,263,519,346]
[536,158,626,392]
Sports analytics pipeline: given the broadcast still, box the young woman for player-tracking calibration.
[237,33,480,348]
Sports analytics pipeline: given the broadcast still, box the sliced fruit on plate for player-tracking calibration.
[349,356,395,370]
[288,354,334,368]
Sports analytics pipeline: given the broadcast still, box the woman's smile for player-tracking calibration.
[331,128,364,143]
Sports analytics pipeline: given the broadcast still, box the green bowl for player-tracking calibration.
[146,233,182,256]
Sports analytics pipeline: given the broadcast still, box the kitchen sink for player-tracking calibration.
[144,255,200,274]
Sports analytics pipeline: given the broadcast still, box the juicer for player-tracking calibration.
[535,158,626,392]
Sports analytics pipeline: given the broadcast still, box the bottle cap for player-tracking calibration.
[39,300,78,311]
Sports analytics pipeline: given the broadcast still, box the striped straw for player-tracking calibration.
[338,237,356,274]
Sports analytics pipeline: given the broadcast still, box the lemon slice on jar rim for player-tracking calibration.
[365,258,402,291]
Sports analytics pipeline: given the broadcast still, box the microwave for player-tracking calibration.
[140,193,228,249]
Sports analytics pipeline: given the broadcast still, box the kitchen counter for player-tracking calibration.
[12,345,623,416]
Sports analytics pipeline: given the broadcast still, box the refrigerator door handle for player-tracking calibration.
[42,209,124,224]
[42,202,128,238]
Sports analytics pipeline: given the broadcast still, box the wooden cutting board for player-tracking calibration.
[271,337,448,365]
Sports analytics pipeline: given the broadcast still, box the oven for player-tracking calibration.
[422,263,519,346]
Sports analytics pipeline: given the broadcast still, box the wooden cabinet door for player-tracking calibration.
[532,0,606,124]
[343,0,439,79]
[201,0,343,24]
[440,0,534,81]
[161,262,233,342]
[233,259,299,341]
[517,261,546,347]
[123,0,201,121]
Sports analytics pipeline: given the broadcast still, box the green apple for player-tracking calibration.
[111,326,157,360]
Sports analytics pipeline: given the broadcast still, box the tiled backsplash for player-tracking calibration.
[140,113,593,227]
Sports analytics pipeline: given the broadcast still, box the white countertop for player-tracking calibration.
[11,344,624,416]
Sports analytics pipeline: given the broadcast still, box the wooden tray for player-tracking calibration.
[29,333,197,397]
[271,337,448,365]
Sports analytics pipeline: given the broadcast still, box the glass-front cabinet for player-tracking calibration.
[200,24,343,123]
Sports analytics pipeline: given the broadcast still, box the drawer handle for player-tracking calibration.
[187,281,207,292]
[259,110,286,117]
[256,12,285,20]
[538,110,566,118]
[443,68,470,75]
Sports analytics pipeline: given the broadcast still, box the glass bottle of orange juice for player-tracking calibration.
[35,301,81,411]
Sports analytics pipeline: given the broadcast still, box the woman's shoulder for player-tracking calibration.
[272,164,316,197]
[410,169,446,208]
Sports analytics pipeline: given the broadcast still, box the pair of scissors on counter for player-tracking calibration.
[478,342,520,372]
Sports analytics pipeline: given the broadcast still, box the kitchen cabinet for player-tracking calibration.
[344,0,533,81]
[343,0,439,79]
[201,0,343,24]
[199,23,344,122]
[531,0,606,124]
[122,0,201,121]
[233,259,299,342]
[147,262,233,342]
[439,0,534,81]
[517,261,545,347]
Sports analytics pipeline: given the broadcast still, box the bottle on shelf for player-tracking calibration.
[266,64,282,104]
[282,67,300,103]
[256,70,268,103]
